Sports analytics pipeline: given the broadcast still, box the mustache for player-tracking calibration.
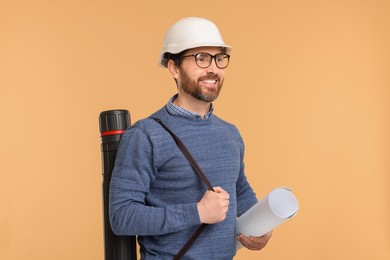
[198,73,220,81]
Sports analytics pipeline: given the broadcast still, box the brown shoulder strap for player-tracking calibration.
[150,117,214,259]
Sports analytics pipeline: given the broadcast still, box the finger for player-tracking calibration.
[263,230,273,239]
[237,233,251,243]
[237,233,269,251]
[243,230,272,241]
[213,186,224,193]
[237,234,258,250]
[213,187,229,199]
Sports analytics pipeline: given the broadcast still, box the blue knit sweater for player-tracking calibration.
[110,99,258,259]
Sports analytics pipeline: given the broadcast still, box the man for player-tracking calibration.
[110,17,272,259]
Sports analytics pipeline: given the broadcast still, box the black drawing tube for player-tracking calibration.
[99,110,137,260]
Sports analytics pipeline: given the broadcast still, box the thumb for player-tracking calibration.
[213,186,224,193]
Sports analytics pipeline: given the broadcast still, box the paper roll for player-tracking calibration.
[235,187,299,250]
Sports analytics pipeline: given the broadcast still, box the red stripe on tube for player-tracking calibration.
[101,130,125,137]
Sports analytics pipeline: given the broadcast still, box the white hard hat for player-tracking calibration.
[159,17,232,67]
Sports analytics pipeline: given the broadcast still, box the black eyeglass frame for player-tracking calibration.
[180,52,230,69]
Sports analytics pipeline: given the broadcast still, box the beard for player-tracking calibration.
[178,71,224,103]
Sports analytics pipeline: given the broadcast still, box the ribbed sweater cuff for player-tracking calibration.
[182,202,201,226]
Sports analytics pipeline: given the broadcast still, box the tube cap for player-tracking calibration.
[99,110,130,135]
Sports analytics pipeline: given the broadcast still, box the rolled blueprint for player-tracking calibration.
[236,187,299,250]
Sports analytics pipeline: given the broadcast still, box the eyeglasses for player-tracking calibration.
[180,52,230,69]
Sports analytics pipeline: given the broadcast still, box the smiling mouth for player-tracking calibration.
[201,79,218,84]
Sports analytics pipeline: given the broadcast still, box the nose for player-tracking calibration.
[205,58,219,73]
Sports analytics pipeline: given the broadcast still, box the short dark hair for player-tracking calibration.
[164,51,186,67]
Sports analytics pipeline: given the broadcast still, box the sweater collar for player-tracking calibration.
[166,94,214,120]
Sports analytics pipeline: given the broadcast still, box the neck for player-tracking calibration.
[174,92,211,119]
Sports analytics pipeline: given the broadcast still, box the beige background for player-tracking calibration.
[1,0,389,259]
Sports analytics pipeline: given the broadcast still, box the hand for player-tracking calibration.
[237,230,273,251]
[197,187,230,224]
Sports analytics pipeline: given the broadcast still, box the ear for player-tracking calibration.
[167,60,180,79]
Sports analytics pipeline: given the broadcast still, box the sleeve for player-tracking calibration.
[109,125,201,236]
[235,140,258,217]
